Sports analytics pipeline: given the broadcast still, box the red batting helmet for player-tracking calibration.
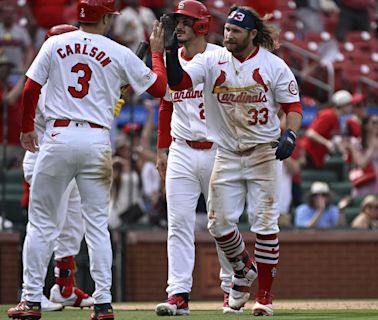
[175,0,211,35]
[77,0,119,23]
[45,24,78,41]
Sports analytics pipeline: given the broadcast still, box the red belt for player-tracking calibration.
[173,137,213,150]
[53,119,103,129]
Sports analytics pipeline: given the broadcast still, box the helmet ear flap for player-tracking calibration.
[192,18,210,35]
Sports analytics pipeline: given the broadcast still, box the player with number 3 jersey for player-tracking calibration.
[164,5,302,316]
[14,1,167,320]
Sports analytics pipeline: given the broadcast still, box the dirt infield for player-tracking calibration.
[114,300,378,311]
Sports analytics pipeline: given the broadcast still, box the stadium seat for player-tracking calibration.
[303,31,331,44]
[345,31,373,52]
[343,207,360,225]
[2,169,23,183]
[301,169,338,183]
[329,181,352,198]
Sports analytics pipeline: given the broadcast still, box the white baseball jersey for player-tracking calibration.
[165,43,220,141]
[162,44,234,296]
[23,86,47,165]
[184,46,300,152]
[26,30,156,129]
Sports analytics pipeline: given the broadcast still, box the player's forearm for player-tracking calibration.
[306,128,330,147]
[157,99,173,149]
[166,47,193,91]
[21,78,42,133]
[285,109,303,134]
[146,52,167,97]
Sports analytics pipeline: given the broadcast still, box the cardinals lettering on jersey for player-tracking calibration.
[171,89,203,102]
[212,69,268,105]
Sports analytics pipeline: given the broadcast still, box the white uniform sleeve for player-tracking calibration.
[182,52,207,88]
[25,38,53,86]
[122,50,157,96]
[273,63,300,103]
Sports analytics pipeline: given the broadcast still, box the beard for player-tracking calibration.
[223,34,251,54]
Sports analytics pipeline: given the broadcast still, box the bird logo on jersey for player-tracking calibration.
[252,68,268,92]
[212,70,226,93]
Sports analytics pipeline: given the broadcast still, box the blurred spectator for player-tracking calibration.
[0,53,25,168]
[243,0,277,17]
[133,99,165,226]
[294,181,345,228]
[351,194,378,229]
[345,93,368,139]
[347,114,378,196]
[23,0,74,49]
[302,90,353,169]
[335,0,374,41]
[278,112,306,227]
[113,0,157,53]
[108,145,145,230]
[140,0,167,19]
[295,0,339,34]
[0,2,35,73]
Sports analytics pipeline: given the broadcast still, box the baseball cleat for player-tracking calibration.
[41,295,63,312]
[222,292,244,314]
[7,300,41,319]
[228,276,253,309]
[252,290,274,316]
[89,303,114,320]
[155,294,190,316]
[50,284,94,307]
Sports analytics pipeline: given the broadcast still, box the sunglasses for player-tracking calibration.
[366,204,378,209]
[312,193,329,197]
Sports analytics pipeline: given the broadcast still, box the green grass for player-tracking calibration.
[2,306,378,320]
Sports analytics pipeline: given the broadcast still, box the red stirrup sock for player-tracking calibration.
[55,255,76,298]
[255,234,279,294]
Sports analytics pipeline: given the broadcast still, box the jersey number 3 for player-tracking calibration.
[68,63,92,99]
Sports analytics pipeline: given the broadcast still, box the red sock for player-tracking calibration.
[254,234,279,294]
[55,256,76,298]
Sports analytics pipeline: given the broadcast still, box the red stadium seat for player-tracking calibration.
[303,31,332,44]
[345,31,374,52]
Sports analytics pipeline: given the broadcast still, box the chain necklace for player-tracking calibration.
[231,48,256,76]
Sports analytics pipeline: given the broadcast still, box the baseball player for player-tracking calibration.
[163,5,302,316]
[11,0,167,319]
[7,24,130,318]
[154,1,238,316]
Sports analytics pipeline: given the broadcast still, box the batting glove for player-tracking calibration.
[114,98,125,117]
[275,129,296,160]
[160,13,178,50]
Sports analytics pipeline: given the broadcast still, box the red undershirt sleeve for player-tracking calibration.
[157,98,173,149]
[146,52,167,98]
[170,71,193,92]
[22,78,42,133]
[280,102,303,116]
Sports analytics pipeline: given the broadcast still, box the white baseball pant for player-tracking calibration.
[165,139,233,295]
[208,143,281,237]
[23,120,113,304]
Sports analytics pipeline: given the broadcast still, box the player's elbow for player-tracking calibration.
[146,79,167,98]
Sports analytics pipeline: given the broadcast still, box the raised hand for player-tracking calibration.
[160,13,178,50]
[150,20,165,53]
